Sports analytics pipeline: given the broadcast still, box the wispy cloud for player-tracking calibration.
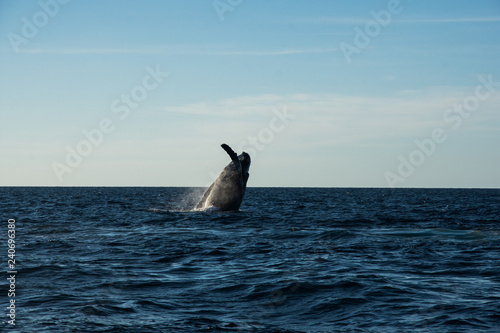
[19,48,143,55]
[394,17,500,23]
[161,87,500,149]
[294,17,378,25]
[19,45,337,56]
[160,94,288,117]
[209,46,338,56]
[297,16,500,25]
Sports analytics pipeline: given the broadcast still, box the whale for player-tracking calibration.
[195,144,251,211]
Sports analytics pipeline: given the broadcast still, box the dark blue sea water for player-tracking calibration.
[2,187,500,332]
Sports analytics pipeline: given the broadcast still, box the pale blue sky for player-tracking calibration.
[1,0,499,187]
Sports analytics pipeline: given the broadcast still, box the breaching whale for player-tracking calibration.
[195,144,251,211]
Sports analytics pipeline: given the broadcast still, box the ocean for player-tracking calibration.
[2,187,500,332]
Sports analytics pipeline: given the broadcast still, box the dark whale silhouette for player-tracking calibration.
[195,144,251,211]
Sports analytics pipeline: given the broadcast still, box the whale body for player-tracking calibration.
[195,144,251,211]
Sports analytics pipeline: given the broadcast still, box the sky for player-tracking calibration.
[1,0,499,187]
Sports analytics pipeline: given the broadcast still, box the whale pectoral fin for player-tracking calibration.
[221,144,239,164]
